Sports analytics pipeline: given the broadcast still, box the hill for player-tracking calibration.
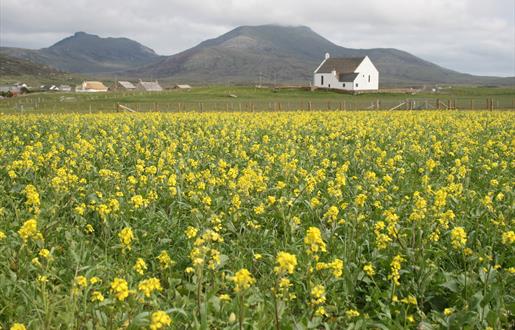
[129,25,515,86]
[0,53,63,76]
[0,32,162,74]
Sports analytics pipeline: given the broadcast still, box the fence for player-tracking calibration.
[2,97,515,113]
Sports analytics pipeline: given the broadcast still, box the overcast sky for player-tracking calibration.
[1,0,514,77]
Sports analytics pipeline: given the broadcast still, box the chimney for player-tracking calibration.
[325,53,330,60]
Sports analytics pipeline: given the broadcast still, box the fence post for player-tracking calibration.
[308,101,312,111]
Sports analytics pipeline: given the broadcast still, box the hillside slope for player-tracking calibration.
[0,53,61,76]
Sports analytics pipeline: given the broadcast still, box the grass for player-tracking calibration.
[1,85,514,114]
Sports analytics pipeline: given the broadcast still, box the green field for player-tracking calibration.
[1,86,514,114]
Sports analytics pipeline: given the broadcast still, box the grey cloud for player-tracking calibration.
[1,0,514,76]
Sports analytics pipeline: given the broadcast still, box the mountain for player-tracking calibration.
[1,32,161,74]
[129,25,514,86]
[2,26,513,85]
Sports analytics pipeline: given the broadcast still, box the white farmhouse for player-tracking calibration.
[313,53,379,91]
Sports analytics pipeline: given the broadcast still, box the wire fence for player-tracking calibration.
[2,97,515,114]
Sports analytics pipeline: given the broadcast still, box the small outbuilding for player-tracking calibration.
[59,85,72,92]
[136,80,163,92]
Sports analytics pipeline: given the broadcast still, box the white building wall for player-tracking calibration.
[314,72,353,90]
[353,57,379,91]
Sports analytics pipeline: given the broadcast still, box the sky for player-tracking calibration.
[1,0,514,77]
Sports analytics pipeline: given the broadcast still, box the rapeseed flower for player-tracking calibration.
[18,218,42,242]
[310,284,326,305]
[501,231,515,245]
[110,278,130,301]
[304,227,326,254]
[363,263,375,277]
[138,278,163,297]
[185,226,198,239]
[388,255,405,286]
[274,252,297,275]
[346,309,360,318]
[149,310,172,330]
[157,250,174,269]
[450,227,467,249]
[231,268,255,292]
[91,291,105,302]
[134,258,147,275]
[118,227,134,250]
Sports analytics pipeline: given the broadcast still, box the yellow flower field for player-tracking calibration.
[0,111,513,329]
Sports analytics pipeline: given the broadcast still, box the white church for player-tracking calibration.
[313,53,379,91]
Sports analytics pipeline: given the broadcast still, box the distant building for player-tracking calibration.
[76,81,109,92]
[1,83,31,95]
[173,84,192,90]
[117,81,136,90]
[59,85,72,92]
[136,80,163,92]
[313,54,379,91]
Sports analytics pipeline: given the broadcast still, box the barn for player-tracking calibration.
[313,54,379,91]
[136,80,163,92]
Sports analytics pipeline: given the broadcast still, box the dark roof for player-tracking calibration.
[315,57,365,74]
[338,73,359,82]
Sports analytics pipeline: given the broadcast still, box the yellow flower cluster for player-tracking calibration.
[138,278,163,297]
[18,218,43,242]
[274,251,297,275]
[304,227,326,255]
[24,184,40,214]
[118,227,134,250]
[316,259,344,278]
[450,226,467,249]
[149,310,172,330]
[231,268,256,293]
[110,278,130,301]
[388,255,405,286]
[157,250,174,269]
[501,231,515,245]
[311,284,326,305]
[134,258,148,275]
